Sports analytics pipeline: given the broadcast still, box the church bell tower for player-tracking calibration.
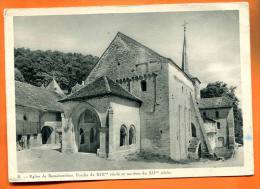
[181,21,189,74]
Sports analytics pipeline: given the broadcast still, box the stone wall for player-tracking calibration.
[109,61,171,156]
[168,63,196,160]
[227,108,235,148]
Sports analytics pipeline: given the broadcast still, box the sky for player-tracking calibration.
[13,10,241,100]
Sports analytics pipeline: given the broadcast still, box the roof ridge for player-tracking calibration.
[116,32,166,60]
[103,76,111,93]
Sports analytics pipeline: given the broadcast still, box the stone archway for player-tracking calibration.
[77,109,100,153]
[62,101,108,157]
[63,102,103,154]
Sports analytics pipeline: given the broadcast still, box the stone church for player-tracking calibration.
[15,27,235,161]
[58,28,235,160]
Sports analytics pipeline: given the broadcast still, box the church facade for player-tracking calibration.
[15,29,235,161]
[59,30,235,161]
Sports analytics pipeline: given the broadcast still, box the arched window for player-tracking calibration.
[215,111,219,119]
[80,128,85,144]
[90,128,95,143]
[191,123,196,137]
[120,125,127,146]
[203,112,206,117]
[140,80,147,91]
[23,115,27,121]
[129,126,136,145]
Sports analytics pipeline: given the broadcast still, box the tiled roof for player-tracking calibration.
[15,81,63,112]
[60,76,142,103]
[85,32,192,84]
[198,96,233,109]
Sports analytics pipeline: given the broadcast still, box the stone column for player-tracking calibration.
[61,113,76,153]
[98,127,107,158]
[108,106,114,159]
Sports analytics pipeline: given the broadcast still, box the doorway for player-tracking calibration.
[41,126,54,144]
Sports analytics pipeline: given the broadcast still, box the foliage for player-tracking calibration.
[14,67,25,82]
[14,47,99,92]
[200,81,243,144]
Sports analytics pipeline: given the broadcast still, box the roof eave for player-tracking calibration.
[59,92,142,104]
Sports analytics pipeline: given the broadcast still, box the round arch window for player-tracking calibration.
[129,126,136,145]
[120,125,127,146]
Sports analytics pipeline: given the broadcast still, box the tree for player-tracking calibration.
[14,48,99,91]
[14,67,25,82]
[200,81,243,144]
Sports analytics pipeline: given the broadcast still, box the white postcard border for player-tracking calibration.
[4,2,253,182]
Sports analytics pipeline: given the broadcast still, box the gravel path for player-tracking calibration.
[17,147,244,173]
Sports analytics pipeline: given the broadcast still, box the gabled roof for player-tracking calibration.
[46,78,65,97]
[60,76,142,103]
[85,32,193,84]
[198,96,233,109]
[15,81,63,112]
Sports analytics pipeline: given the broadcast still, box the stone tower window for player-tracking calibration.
[202,112,206,117]
[120,125,127,146]
[129,126,136,145]
[140,80,147,91]
[23,115,27,121]
[191,123,196,137]
[217,122,221,129]
[215,111,219,119]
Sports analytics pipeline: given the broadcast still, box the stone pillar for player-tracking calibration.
[108,106,114,159]
[61,113,76,153]
[50,126,56,144]
[98,127,107,158]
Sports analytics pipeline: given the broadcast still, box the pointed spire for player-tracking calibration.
[46,72,65,96]
[181,21,189,74]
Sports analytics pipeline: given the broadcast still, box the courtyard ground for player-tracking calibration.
[17,146,244,173]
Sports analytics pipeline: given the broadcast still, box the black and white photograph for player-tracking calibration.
[4,3,253,182]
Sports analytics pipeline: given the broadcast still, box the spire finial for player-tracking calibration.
[52,72,55,80]
[182,21,188,32]
[181,21,189,74]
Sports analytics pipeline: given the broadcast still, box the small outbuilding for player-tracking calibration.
[59,76,142,159]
